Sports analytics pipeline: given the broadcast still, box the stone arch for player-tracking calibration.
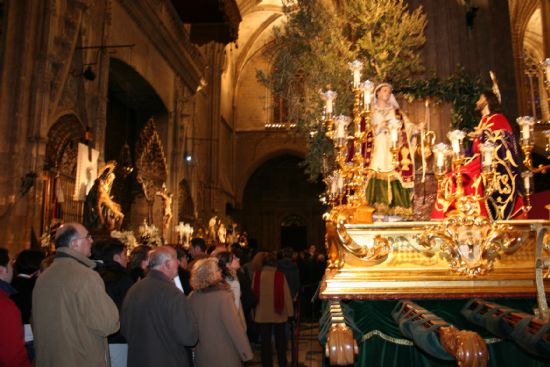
[509,0,540,115]
[240,153,325,251]
[106,58,169,233]
[44,114,85,173]
[106,57,169,163]
[43,113,86,227]
[521,8,549,121]
[235,145,307,207]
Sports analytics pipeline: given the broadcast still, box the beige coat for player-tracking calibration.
[33,247,119,367]
[189,284,253,367]
[253,266,294,323]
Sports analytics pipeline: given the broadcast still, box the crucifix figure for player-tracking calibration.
[156,183,173,238]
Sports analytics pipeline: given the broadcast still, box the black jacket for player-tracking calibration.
[97,260,134,343]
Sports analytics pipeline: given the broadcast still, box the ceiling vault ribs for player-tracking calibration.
[234,13,282,87]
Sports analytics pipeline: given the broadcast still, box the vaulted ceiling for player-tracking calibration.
[170,0,242,44]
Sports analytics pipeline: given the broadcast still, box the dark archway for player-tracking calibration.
[281,213,307,251]
[240,154,326,252]
[106,58,169,230]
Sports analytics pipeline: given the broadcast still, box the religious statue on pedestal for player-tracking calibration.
[364,83,421,220]
[155,183,173,238]
[207,215,218,244]
[84,161,124,230]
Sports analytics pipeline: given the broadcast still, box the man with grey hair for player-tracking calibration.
[32,222,119,367]
[121,246,197,367]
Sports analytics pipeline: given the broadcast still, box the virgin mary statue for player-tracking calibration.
[364,83,420,220]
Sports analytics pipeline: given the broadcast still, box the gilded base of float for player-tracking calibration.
[320,220,550,300]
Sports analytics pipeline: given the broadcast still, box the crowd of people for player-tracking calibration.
[0,222,326,367]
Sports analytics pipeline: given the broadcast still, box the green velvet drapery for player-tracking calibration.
[321,299,550,366]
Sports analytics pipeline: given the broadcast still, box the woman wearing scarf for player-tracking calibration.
[253,253,294,367]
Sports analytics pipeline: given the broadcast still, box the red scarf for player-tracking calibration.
[253,269,285,314]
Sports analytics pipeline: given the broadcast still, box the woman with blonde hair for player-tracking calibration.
[189,257,253,367]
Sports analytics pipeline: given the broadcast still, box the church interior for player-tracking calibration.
[3,0,550,366]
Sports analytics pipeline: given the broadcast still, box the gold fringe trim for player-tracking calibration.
[360,329,503,346]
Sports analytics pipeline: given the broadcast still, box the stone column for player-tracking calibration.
[542,0,550,57]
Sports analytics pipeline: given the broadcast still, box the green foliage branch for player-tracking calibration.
[394,67,488,131]
[258,0,484,180]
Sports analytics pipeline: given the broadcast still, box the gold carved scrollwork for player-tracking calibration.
[324,207,391,267]
[417,210,524,276]
[325,220,344,269]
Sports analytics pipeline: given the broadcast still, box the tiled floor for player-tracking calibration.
[246,322,325,367]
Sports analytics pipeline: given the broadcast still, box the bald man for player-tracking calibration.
[121,246,198,367]
[33,222,119,367]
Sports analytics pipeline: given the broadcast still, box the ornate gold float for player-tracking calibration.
[318,61,550,366]
[321,220,550,302]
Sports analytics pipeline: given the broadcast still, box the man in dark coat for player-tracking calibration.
[277,247,300,300]
[95,238,134,367]
[121,246,198,367]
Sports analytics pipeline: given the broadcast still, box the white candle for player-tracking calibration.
[348,60,363,89]
[337,174,344,191]
[522,171,533,194]
[436,152,445,169]
[451,140,460,155]
[321,90,337,116]
[432,143,450,173]
[480,142,494,169]
[364,91,371,108]
[326,99,333,114]
[517,116,535,145]
[353,70,361,89]
[522,123,530,141]
[447,130,466,158]
[331,178,337,194]
[335,115,351,139]
[361,80,374,111]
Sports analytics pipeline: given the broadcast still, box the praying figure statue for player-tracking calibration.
[156,183,173,236]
